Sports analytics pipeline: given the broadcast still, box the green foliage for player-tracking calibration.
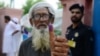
[57,2,63,9]
[54,29,61,36]
[0,1,9,8]
[0,2,5,8]
[22,0,44,15]
[25,27,32,32]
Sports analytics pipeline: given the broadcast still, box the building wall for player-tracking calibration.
[0,8,23,56]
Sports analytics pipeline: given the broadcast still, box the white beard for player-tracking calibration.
[31,26,50,52]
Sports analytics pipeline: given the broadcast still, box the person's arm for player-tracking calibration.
[11,22,21,35]
[12,30,19,36]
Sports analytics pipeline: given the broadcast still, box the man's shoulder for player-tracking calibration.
[67,25,72,29]
[83,24,93,31]
[18,37,33,56]
[82,24,94,36]
[8,21,16,26]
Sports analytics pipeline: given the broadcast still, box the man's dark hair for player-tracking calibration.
[69,4,84,13]
[4,15,11,21]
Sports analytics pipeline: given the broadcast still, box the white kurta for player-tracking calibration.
[2,21,22,53]
[12,24,22,52]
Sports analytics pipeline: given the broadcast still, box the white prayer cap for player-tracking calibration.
[28,2,55,19]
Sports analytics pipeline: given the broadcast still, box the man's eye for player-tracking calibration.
[34,14,40,17]
[45,14,50,16]
[71,12,74,13]
[71,11,81,14]
[36,15,40,17]
[43,14,48,16]
[76,12,81,14]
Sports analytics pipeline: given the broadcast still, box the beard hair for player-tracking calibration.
[31,26,50,52]
[71,16,82,24]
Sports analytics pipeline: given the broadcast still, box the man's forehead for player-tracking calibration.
[33,7,49,14]
[71,8,81,12]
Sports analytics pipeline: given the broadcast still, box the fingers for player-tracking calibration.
[56,37,67,42]
[52,51,68,56]
[54,46,69,53]
[49,24,55,39]
[52,45,69,56]
[54,37,68,47]
[53,37,69,56]
[49,24,55,51]
[49,24,69,56]
[54,41,69,48]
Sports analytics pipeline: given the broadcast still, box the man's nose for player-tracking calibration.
[39,17,44,21]
[71,13,76,18]
[40,17,46,21]
[72,12,77,16]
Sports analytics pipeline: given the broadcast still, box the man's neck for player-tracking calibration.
[72,22,80,29]
[6,21,10,24]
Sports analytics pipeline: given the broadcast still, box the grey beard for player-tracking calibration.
[31,26,50,52]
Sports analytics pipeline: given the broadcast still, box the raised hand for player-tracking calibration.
[49,24,69,56]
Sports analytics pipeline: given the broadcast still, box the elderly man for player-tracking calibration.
[18,2,69,56]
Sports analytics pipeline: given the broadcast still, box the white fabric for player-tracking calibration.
[6,52,16,56]
[11,18,19,23]
[28,2,55,19]
[2,19,22,54]
[12,31,22,54]
[20,14,32,27]
[12,25,22,52]
[20,14,32,38]
[53,9,62,31]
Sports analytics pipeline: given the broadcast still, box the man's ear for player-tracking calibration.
[29,18,33,26]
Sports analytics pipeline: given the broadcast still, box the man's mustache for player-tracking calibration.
[37,23,47,27]
[71,16,77,19]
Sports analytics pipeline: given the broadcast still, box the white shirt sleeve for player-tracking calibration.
[10,21,21,31]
